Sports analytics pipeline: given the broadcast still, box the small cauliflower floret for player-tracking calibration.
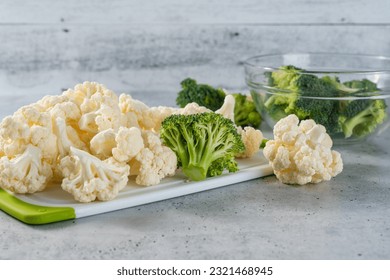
[90,127,145,162]
[129,130,177,186]
[94,103,125,132]
[263,114,343,185]
[0,145,53,193]
[119,94,179,131]
[64,82,125,142]
[53,117,87,158]
[215,94,235,122]
[63,81,116,111]
[60,147,130,202]
[89,128,117,159]
[236,126,263,158]
[49,101,81,124]
[36,95,69,111]
[30,125,58,162]
[0,115,31,156]
[119,94,211,132]
[176,102,211,115]
[0,106,58,164]
[112,127,144,162]
[14,105,52,128]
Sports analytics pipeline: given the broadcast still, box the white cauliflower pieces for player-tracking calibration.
[263,114,343,185]
[0,81,179,202]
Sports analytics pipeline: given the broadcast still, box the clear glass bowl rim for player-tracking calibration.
[244,52,390,75]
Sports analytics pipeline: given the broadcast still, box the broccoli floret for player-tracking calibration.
[263,66,301,120]
[264,67,340,132]
[321,76,360,94]
[176,78,226,111]
[176,78,262,127]
[264,65,387,138]
[160,112,245,181]
[339,99,387,138]
[336,79,384,138]
[271,65,302,90]
[343,79,379,93]
[232,93,262,127]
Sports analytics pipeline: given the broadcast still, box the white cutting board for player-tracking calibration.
[0,153,273,224]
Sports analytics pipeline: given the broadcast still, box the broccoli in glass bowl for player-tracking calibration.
[244,53,390,144]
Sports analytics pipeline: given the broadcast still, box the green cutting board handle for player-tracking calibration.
[0,188,75,225]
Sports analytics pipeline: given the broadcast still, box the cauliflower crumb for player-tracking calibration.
[263,114,343,185]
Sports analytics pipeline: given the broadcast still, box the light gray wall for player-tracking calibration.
[0,0,389,113]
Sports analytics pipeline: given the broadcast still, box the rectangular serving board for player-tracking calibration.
[0,153,273,225]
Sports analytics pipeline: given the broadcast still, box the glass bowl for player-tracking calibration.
[244,53,390,144]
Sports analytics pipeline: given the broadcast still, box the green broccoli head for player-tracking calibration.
[263,66,302,121]
[176,78,262,127]
[176,78,226,111]
[232,93,262,127]
[265,71,340,132]
[339,99,387,138]
[160,112,245,181]
[271,65,302,90]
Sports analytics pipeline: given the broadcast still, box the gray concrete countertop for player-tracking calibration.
[0,89,389,260]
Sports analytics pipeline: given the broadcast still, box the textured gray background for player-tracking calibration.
[0,0,389,259]
[1,0,390,113]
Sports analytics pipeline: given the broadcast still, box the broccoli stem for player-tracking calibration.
[341,106,374,138]
[264,95,276,108]
[183,125,234,181]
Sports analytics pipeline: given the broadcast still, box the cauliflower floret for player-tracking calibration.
[29,125,58,162]
[64,82,126,142]
[119,94,179,131]
[49,101,81,124]
[0,115,31,156]
[0,145,53,193]
[89,127,145,162]
[53,117,87,158]
[215,94,235,122]
[263,114,343,185]
[60,147,130,202]
[119,94,212,132]
[129,130,177,186]
[236,126,263,158]
[63,81,115,111]
[89,128,117,159]
[112,127,144,162]
[176,102,211,115]
[35,95,70,111]
[0,106,58,164]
